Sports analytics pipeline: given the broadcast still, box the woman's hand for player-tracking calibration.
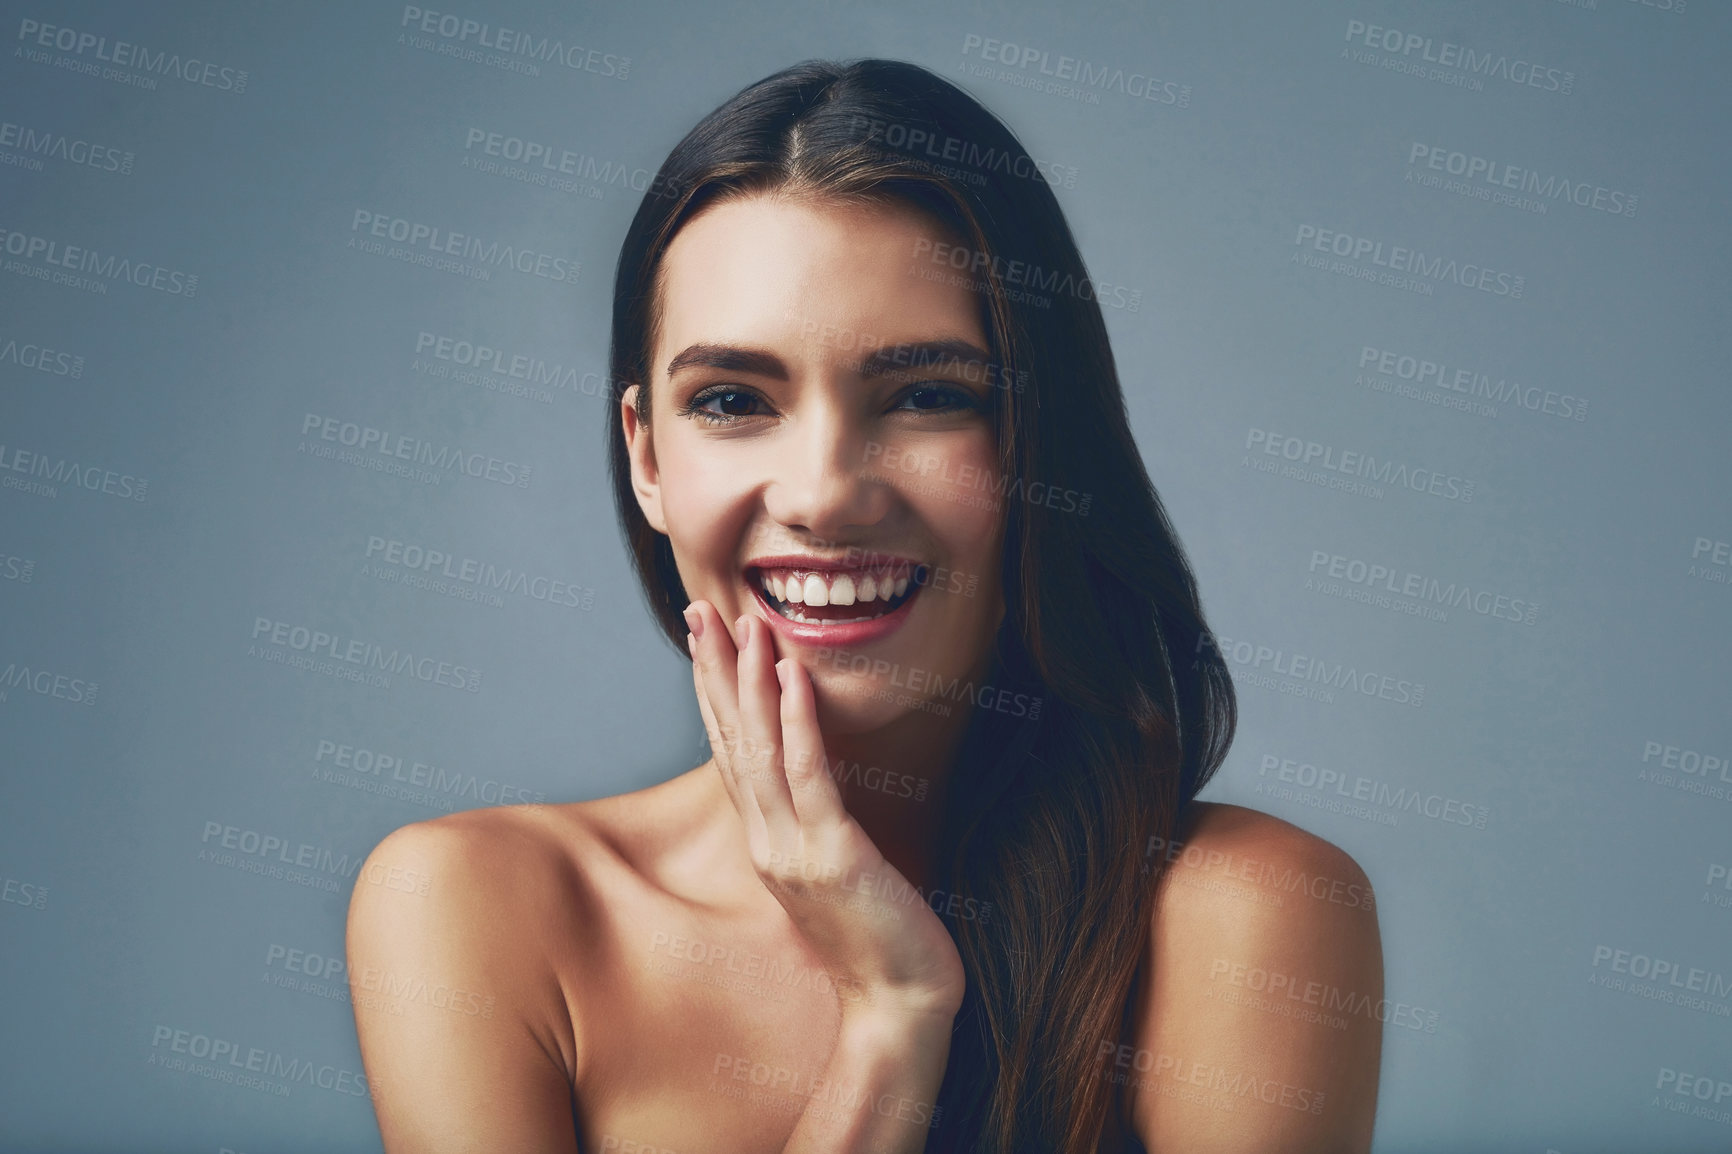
[685,600,966,1022]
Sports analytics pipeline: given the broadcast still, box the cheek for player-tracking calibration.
[655,430,760,564]
[890,434,1005,626]
[900,433,1004,551]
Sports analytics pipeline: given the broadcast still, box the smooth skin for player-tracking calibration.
[346,194,1383,1153]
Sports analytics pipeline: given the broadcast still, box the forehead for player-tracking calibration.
[652,193,988,371]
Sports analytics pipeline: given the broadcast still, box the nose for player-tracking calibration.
[761,397,891,541]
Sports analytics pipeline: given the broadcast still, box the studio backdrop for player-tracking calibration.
[1,0,1728,1151]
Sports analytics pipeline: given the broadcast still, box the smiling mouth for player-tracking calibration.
[747,564,926,625]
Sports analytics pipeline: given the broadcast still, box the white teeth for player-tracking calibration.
[752,564,921,618]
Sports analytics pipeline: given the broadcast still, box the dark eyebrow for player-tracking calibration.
[858,339,996,380]
[666,344,789,380]
[664,338,995,381]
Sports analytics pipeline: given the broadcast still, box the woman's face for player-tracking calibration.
[622,192,1008,733]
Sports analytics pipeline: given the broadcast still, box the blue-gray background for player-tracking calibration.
[2,0,1728,1151]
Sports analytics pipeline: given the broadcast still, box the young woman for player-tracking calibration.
[347,59,1384,1154]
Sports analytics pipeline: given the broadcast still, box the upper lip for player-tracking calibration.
[744,552,923,573]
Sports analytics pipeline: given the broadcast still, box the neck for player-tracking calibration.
[698,644,1005,901]
[819,701,975,894]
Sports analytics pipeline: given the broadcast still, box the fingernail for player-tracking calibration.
[686,632,696,660]
[775,660,790,689]
[735,614,751,648]
[684,605,703,639]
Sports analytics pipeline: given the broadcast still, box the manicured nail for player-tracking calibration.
[735,614,751,648]
[686,632,696,660]
[684,605,703,639]
[775,660,790,689]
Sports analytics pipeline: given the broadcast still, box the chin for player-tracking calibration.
[805,669,944,735]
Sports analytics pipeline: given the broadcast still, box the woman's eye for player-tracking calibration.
[683,388,765,424]
[897,384,978,413]
[680,383,979,426]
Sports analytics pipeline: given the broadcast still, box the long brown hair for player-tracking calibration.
[604,59,1236,1153]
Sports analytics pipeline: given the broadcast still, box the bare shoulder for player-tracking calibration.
[345,804,598,1063]
[1123,801,1384,1153]
[342,781,700,1154]
[1157,801,1376,908]
[349,764,708,937]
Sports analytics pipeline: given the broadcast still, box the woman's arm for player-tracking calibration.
[685,603,968,1154]
[1128,806,1384,1154]
[347,817,581,1154]
[776,1007,956,1153]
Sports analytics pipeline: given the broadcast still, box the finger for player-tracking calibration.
[775,656,847,828]
[691,641,743,814]
[687,601,767,846]
[733,615,801,846]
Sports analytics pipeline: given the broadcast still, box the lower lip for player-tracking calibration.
[750,580,920,647]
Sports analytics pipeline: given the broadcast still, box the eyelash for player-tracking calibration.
[678,383,981,427]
